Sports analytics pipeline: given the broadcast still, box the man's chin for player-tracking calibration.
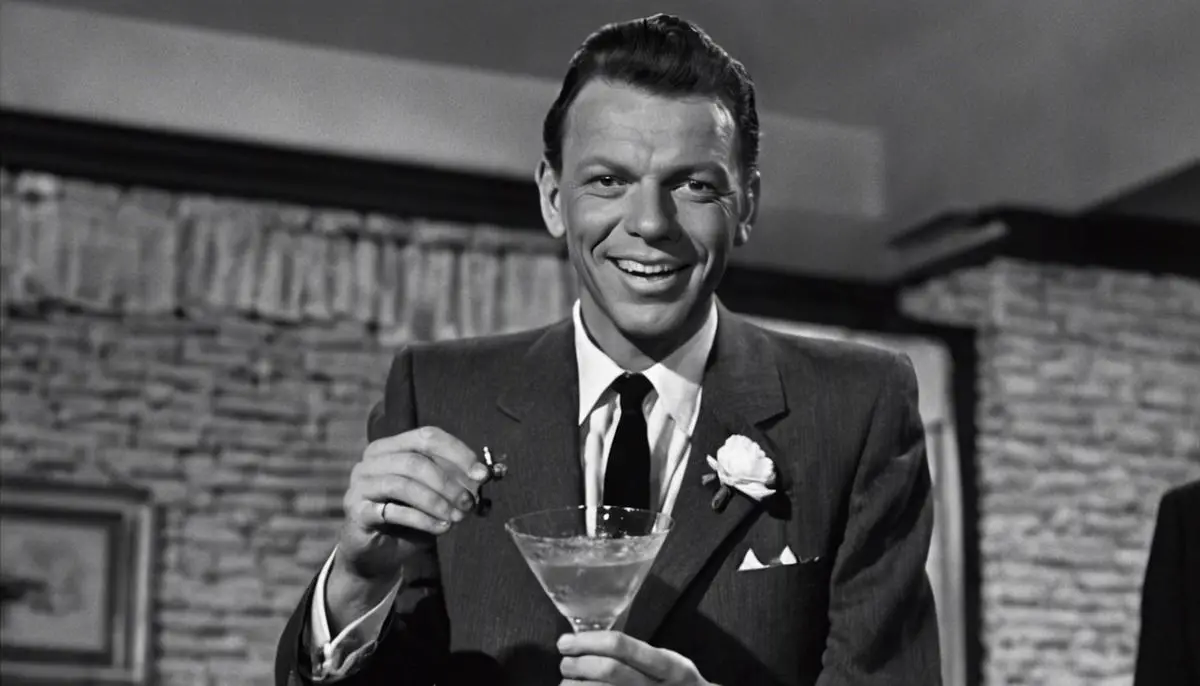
[610,302,694,343]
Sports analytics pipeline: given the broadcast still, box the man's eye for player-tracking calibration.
[593,175,622,187]
[682,179,717,193]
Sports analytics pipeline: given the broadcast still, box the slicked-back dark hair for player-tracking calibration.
[542,14,760,177]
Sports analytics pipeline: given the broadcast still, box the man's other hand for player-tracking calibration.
[558,631,713,686]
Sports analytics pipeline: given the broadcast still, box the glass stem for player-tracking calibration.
[571,619,614,633]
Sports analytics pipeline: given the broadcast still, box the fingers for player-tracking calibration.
[558,655,647,686]
[353,427,486,520]
[367,426,489,482]
[558,632,682,682]
[370,499,451,535]
[362,451,478,509]
[360,473,470,527]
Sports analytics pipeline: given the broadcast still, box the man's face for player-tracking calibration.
[537,79,758,352]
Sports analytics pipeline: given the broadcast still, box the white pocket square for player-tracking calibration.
[737,545,804,572]
[775,545,798,566]
[737,549,767,571]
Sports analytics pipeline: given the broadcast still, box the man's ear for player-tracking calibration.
[536,159,565,239]
[734,170,761,247]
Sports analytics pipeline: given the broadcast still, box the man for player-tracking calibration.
[276,14,941,686]
[1134,479,1200,686]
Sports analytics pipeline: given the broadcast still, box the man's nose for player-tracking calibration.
[628,185,676,241]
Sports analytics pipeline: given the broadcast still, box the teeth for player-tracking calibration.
[615,259,677,275]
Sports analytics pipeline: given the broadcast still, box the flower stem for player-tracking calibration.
[711,485,733,512]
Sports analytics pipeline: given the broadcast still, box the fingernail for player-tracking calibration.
[469,464,490,481]
[557,634,574,651]
[435,519,451,530]
[450,508,464,522]
[458,493,476,511]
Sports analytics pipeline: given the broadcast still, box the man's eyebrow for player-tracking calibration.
[672,161,731,178]
[575,157,733,180]
[575,156,633,174]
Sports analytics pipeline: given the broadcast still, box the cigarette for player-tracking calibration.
[476,447,499,516]
[482,446,506,480]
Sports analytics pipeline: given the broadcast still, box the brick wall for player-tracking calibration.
[0,169,572,686]
[2,310,386,683]
[903,258,1200,685]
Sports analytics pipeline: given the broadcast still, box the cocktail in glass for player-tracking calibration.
[506,505,673,633]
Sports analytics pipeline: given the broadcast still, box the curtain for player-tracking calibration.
[0,169,576,340]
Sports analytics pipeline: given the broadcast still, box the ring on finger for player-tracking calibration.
[379,501,389,523]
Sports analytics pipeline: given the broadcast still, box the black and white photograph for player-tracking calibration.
[0,2,1197,685]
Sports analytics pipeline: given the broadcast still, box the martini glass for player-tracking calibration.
[506,505,673,633]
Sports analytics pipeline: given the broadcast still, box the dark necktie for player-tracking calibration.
[603,373,655,511]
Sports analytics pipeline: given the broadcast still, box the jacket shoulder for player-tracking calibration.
[394,320,567,382]
[1161,479,1200,516]
[749,320,913,383]
[408,324,553,358]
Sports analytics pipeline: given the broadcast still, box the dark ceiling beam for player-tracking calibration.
[0,109,545,231]
[891,205,1200,285]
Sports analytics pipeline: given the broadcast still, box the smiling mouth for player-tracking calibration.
[611,259,687,279]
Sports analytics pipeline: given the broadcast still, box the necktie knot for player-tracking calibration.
[612,373,654,411]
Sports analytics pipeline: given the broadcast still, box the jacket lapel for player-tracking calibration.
[494,317,583,516]
[624,306,788,641]
[462,319,582,644]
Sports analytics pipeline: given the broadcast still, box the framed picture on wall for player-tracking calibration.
[0,479,155,685]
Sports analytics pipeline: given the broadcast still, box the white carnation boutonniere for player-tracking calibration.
[701,435,778,512]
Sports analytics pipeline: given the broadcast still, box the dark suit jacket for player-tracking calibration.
[1134,479,1200,686]
[276,306,942,685]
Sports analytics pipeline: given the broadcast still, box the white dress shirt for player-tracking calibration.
[307,299,718,680]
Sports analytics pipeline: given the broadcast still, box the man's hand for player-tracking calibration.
[324,426,489,630]
[337,426,489,578]
[557,631,712,686]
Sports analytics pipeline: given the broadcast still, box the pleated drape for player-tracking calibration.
[0,170,577,342]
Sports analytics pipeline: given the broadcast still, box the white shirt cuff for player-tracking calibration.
[308,547,403,681]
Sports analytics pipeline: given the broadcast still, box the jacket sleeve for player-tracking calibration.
[817,352,943,684]
[275,347,450,686]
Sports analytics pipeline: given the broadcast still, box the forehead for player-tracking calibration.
[562,80,738,169]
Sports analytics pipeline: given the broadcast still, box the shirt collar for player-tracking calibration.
[573,299,718,429]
